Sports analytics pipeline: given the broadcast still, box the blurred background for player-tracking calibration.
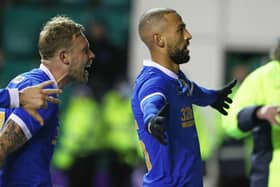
[0,0,279,187]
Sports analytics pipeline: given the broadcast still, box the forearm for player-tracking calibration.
[141,94,166,125]
[192,83,218,106]
[237,105,267,132]
[0,119,27,167]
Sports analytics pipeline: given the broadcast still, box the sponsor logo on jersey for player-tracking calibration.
[12,75,25,84]
[180,106,194,127]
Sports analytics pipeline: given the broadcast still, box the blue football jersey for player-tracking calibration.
[0,64,59,186]
[131,60,217,187]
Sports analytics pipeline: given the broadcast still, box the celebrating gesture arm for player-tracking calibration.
[19,80,62,125]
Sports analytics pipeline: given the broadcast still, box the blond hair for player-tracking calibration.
[38,15,84,59]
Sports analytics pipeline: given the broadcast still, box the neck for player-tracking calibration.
[151,53,179,73]
[41,59,69,89]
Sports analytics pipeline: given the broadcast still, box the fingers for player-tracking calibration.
[271,107,280,125]
[219,108,228,116]
[224,97,232,104]
[226,79,237,90]
[41,88,62,95]
[38,80,55,88]
[154,116,165,124]
[155,134,167,145]
[275,115,280,125]
[153,128,167,145]
[25,109,44,125]
[148,115,167,145]
[45,96,60,104]
[223,103,230,109]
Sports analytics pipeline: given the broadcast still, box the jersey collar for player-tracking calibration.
[143,59,178,79]
[39,64,58,88]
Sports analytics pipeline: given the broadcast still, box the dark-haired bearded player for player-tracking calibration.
[131,8,236,187]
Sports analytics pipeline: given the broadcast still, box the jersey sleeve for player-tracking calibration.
[138,76,168,125]
[0,88,19,108]
[191,81,218,106]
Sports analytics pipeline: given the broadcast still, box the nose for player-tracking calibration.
[89,49,95,60]
[184,30,192,40]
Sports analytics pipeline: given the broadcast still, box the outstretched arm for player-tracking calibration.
[0,119,27,167]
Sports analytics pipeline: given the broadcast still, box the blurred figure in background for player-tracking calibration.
[192,63,250,187]
[218,63,251,187]
[52,79,144,187]
[223,39,280,187]
[102,78,143,187]
[52,85,107,187]
[87,20,126,100]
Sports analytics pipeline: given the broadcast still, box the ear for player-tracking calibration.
[153,34,165,48]
[59,50,70,66]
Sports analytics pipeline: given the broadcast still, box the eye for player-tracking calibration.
[177,26,185,33]
[83,48,89,55]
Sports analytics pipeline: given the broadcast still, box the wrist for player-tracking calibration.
[8,88,20,108]
[19,92,24,107]
[147,117,154,134]
[255,106,265,120]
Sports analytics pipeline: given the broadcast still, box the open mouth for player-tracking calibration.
[84,63,92,76]
[184,45,189,52]
[184,41,190,51]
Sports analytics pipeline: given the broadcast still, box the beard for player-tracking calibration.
[169,47,190,65]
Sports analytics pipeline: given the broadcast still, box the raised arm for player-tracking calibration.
[0,119,27,167]
[19,80,61,125]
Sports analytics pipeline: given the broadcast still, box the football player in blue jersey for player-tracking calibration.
[0,80,62,125]
[131,8,236,187]
[0,16,94,186]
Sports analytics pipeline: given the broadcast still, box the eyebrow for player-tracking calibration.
[178,23,186,30]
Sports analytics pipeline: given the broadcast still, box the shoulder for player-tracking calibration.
[136,67,172,89]
[7,68,50,91]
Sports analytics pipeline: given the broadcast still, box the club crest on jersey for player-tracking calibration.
[176,79,194,96]
[12,75,25,84]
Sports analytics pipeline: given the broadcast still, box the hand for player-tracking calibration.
[147,103,168,145]
[211,79,237,115]
[19,80,62,125]
[256,105,280,125]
